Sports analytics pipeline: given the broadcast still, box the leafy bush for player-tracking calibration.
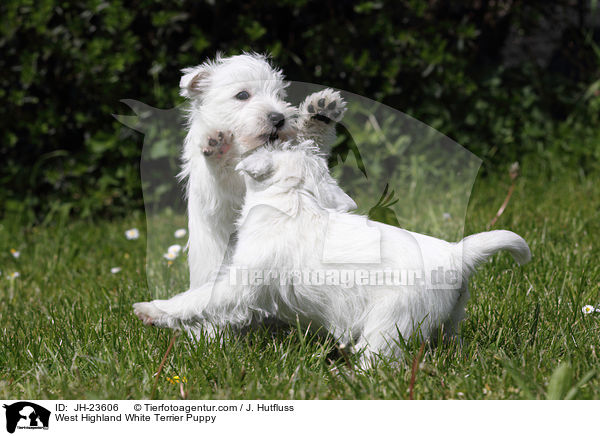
[1,0,598,222]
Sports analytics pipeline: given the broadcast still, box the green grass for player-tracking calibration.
[1,164,599,400]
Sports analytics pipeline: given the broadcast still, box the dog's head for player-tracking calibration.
[180,53,297,152]
[236,141,356,212]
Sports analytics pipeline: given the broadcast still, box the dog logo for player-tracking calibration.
[2,402,50,433]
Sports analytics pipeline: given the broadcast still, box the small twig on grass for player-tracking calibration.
[409,343,425,400]
[151,332,180,399]
[488,162,520,229]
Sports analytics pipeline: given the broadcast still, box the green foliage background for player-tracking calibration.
[1,0,599,221]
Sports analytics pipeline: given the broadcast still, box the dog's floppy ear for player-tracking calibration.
[236,153,274,181]
[180,64,212,98]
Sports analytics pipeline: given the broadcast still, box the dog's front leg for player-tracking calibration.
[133,285,213,329]
[133,271,257,332]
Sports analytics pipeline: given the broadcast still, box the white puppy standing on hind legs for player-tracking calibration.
[177,52,351,289]
[134,140,532,369]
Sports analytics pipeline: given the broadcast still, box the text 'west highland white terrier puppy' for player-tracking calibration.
[134,140,531,369]
[176,53,353,289]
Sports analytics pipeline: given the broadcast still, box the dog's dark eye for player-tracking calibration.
[235,91,250,100]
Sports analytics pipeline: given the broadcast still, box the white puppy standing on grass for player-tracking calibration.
[134,140,531,368]
[177,53,352,289]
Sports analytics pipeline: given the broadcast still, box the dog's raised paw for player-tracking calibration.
[133,301,165,326]
[203,130,234,157]
[300,89,347,125]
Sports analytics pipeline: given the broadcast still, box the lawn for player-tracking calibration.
[1,161,599,400]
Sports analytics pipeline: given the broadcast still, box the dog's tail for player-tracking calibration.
[456,230,531,276]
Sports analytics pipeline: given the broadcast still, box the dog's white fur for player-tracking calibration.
[134,141,531,368]
[178,53,350,288]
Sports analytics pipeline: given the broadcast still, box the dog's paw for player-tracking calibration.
[133,301,168,326]
[299,89,347,125]
[202,130,234,157]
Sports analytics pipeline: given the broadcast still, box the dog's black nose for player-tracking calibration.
[268,112,285,129]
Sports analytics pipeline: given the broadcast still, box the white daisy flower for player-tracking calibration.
[110,267,122,274]
[125,228,140,240]
[174,229,187,238]
[10,249,20,259]
[163,251,177,261]
[582,305,595,315]
[596,308,600,313]
[7,272,20,280]
[167,244,182,255]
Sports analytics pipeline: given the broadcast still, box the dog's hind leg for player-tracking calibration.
[442,286,469,343]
